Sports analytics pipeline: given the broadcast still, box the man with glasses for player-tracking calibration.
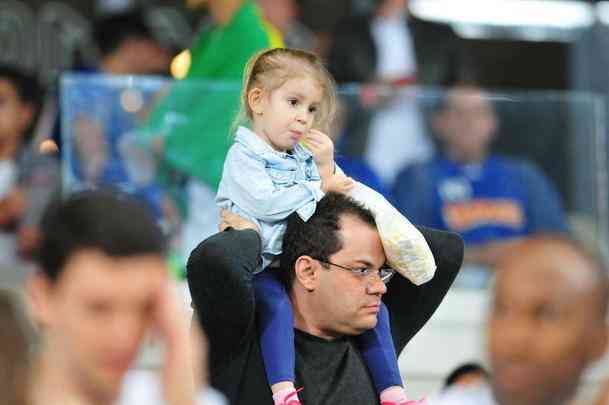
[187,192,464,405]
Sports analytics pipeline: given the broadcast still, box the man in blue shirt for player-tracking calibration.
[393,84,569,266]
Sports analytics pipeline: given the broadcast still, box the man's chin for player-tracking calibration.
[492,382,543,405]
[91,368,129,399]
[350,316,378,334]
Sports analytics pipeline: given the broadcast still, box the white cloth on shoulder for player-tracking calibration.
[350,181,436,285]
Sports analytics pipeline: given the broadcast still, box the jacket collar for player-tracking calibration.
[235,126,313,161]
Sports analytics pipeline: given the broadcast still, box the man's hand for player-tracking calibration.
[302,129,335,177]
[321,174,354,194]
[153,283,201,405]
[219,209,260,233]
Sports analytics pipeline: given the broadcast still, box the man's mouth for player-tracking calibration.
[363,302,381,313]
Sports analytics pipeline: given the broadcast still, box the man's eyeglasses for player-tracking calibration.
[313,259,395,283]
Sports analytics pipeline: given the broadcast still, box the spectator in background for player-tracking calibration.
[0,290,31,405]
[0,66,46,273]
[56,11,179,231]
[443,363,488,390]
[488,238,608,405]
[432,363,489,405]
[94,11,172,77]
[393,84,569,268]
[294,0,351,59]
[256,0,315,50]
[329,0,461,86]
[327,0,463,186]
[26,190,224,405]
[435,237,609,405]
[51,9,172,151]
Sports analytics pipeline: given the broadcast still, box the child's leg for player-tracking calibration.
[355,302,403,394]
[253,270,297,396]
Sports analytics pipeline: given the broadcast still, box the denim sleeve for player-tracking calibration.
[222,146,323,222]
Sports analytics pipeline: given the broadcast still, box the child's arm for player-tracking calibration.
[220,146,324,222]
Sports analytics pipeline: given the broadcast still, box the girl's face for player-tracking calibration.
[250,76,323,152]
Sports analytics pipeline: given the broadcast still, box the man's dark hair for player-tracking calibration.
[37,189,166,282]
[94,11,157,57]
[443,362,488,389]
[280,192,376,289]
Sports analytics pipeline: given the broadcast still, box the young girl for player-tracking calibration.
[216,48,430,405]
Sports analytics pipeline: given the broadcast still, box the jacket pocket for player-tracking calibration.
[268,167,296,185]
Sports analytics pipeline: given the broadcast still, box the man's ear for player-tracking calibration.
[25,271,53,327]
[248,87,266,116]
[294,256,320,292]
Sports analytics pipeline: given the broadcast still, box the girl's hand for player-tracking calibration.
[303,129,334,175]
[322,174,354,195]
[219,209,260,233]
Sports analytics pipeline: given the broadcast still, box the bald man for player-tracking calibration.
[489,237,609,405]
[436,237,609,405]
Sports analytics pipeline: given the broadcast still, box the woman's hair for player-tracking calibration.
[233,48,338,134]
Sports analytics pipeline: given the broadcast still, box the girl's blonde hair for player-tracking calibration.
[233,48,338,134]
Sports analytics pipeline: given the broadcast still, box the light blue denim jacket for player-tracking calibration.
[216,126,326,271]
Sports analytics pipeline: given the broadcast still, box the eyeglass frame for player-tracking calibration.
[312,258,395,284]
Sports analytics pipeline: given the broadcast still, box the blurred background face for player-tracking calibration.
[257,0,298,31]
[35,250,166,399]
[116,38,171,76]
[434,86,497,163]
[488,243,606,405]
[0,79,31,144]
[450,369,487,388]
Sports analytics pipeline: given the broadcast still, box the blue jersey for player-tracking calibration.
[392,155,569,245]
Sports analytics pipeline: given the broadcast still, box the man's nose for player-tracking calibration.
[491,317,534,359]
[366,276,387,295]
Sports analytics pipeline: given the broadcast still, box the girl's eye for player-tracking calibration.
[309,106,317,113]
[288,99,298,106]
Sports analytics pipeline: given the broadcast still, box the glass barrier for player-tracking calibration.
[56,74,608,285]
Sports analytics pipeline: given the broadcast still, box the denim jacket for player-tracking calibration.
[216,126,326,271]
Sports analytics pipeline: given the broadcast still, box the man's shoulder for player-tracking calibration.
[488,155,545,180]
[396,158,444,182]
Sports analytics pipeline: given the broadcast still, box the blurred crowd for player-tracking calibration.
[0,0,607,404]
